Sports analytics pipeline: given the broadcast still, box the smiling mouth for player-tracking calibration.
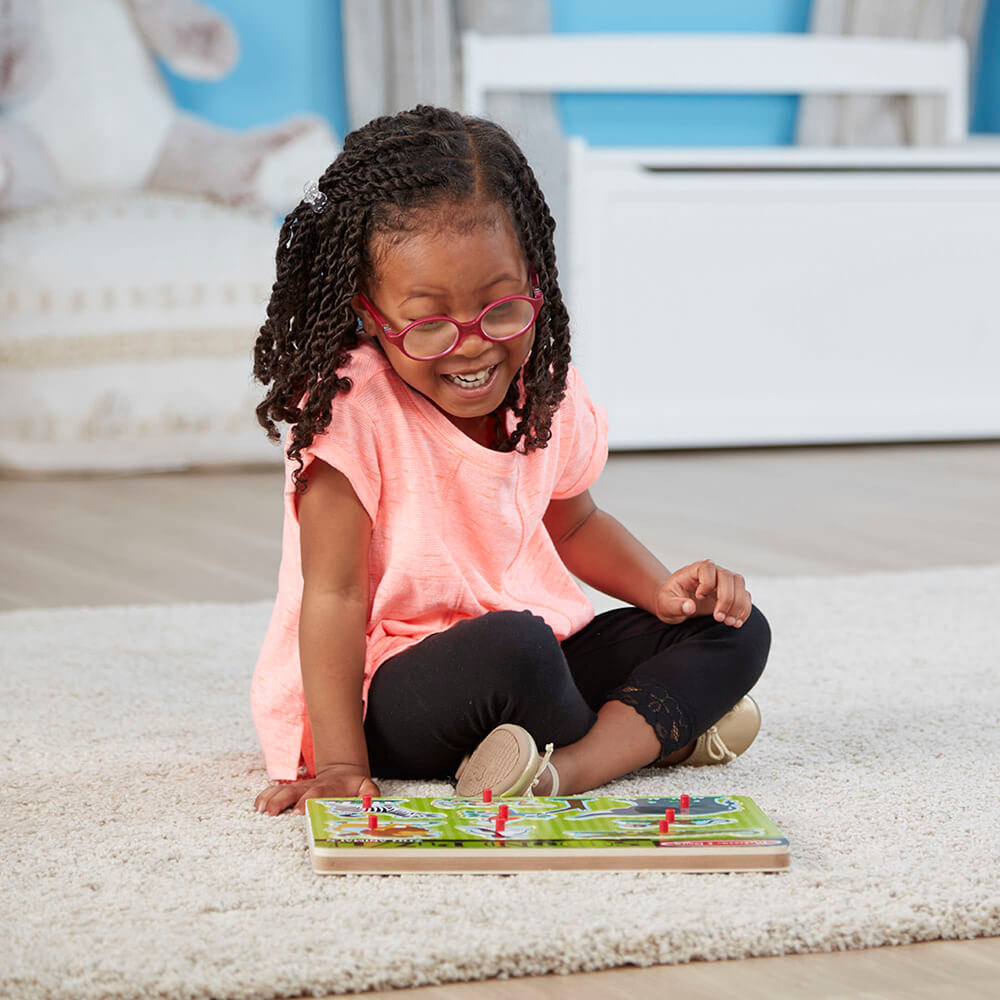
[442,364,499,388]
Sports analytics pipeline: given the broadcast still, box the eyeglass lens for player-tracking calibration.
[403,298,537,359]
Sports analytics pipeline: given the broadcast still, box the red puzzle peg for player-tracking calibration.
[362,793,372,810]
[483,788,493,803]
[498,804,509,820]
[495,816,506,835]
[664,808,675,823]
[367,814,378,831]
[680,794,690,810]
[659,818,671,834]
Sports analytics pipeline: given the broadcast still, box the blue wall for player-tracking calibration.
[163,0,998,146]
[551,0,1000,145]
[550,0,813,146]
[161,0,347,140]
[972,0,1000,132]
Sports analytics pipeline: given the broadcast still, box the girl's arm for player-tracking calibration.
[298,459,371,775]
[255,458,378,815]
[543,490,752,627]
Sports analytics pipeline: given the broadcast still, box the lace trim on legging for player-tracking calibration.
[609,682,695,756]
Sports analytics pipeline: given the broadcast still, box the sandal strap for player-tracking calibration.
[529,742,558,796]
[704,726,737,763]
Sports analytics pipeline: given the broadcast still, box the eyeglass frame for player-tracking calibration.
[356,269,544,361]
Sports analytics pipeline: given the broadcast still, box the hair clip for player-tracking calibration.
[303,180,328,214]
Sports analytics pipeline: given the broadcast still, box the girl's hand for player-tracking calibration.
[254,766,381,816]
[654,559,752,628]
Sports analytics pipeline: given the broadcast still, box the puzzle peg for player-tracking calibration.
[483,788,493,804]
[362,793,372,810]
[367,814,378,831]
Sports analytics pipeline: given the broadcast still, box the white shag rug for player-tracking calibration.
[2,567,999,1000]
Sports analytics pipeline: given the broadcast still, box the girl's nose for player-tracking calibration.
[451,327,491,358]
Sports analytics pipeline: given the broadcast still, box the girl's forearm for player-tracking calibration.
[556,508,670,616]
[298,590,371,774]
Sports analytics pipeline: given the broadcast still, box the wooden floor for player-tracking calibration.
[4,440,1000,611]
[2,440,999,997]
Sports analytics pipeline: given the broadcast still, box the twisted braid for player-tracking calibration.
[490,137,570,452]
[253,105,573,489]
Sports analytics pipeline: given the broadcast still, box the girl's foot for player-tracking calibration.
[657,741,696,766]
[653,696,762,767]
[529,756,558,795]
[455,723,557,797]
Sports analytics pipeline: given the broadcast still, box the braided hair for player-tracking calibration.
[253,105,572,492]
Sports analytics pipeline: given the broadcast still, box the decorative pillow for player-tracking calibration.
[0,193,284,473]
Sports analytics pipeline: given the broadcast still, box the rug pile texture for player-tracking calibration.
[2,566,999,999]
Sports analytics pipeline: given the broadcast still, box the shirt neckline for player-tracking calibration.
[362,338,520,469]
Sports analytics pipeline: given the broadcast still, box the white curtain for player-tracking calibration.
[796,0,986,145]
[340,0,568,263]
[341,0,459,128]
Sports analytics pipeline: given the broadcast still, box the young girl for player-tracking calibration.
[251,106,770,816]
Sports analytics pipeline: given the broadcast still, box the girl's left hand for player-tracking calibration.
[654,559,752,627]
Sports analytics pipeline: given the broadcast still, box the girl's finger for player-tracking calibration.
[737,587,753,626]
[658,595,698,622]
[713,569,735,622]
[670,562,700,591]
[269,786,303,816]
[694,559,717,599]
[254,783,283,812]
[294,783,338,815]
[258,782,300,816]
[732,575,748,621]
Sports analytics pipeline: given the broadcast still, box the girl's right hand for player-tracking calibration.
[254,766,381,816]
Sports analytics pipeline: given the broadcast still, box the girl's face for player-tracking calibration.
[354,208,535,443]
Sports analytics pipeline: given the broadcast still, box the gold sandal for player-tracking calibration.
[683,695,761,765]
[455,724,559,797]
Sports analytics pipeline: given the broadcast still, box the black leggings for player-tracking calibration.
[363,605,771,780]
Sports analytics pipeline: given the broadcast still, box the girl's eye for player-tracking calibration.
[409,319,450,331]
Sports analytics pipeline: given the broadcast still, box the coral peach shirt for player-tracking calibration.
[250,339,608,780]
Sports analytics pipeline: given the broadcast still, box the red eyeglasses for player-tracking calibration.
[357,271,544,361]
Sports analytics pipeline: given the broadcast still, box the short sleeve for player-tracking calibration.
[292,394,382,524]
[551,366,609,500]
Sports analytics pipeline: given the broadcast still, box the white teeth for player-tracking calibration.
[445,365,495,388]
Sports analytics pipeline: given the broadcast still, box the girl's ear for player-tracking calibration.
[350,293,367,334]
[351,294,382,343]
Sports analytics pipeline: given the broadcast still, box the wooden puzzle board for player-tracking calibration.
[305,794,789,874]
